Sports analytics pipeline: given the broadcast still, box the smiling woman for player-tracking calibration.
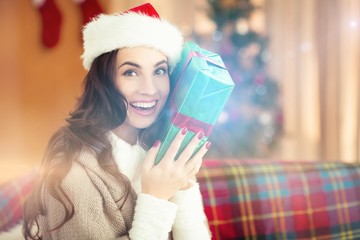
[22,3,211,240]
[114,47,170,138]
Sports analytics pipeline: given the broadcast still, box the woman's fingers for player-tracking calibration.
[156,127,211,170]
[143,140,161,171]
[176,131,206,165]
[192,141,211,160]
[184,140,211,175]
[160,127,188,164]
[141,130,211,200]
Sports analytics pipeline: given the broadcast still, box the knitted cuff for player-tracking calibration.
[129,193,177,240]
[170,183,211,239]
[170,183,207,227]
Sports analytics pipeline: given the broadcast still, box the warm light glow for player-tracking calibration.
[249,9,265,34]
[350,20,358,28]
[236,18,249,34]
[217,111,229,123]
[194,10,217,35]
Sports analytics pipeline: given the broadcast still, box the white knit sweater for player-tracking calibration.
[35,133,211,239]
[108,132,211,239]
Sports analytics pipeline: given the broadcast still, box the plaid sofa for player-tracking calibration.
[1,159,360,240]
[198,159,360,240]
[0,168,37,234]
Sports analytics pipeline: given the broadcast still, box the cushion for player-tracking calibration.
[0,168,38,233]
[198,159,360,240]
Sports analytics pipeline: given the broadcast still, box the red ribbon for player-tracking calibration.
[171,110,214,136]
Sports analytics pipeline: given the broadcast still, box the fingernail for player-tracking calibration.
[206,141,212,149]
[181,127,188,135]
[197,131,204,140]
[153,140,160,148]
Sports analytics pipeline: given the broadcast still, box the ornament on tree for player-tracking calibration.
[74,0,103,26]
[32,0,62,48]
[202,0,282,158]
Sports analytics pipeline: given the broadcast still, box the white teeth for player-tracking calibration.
[131,101,156,109]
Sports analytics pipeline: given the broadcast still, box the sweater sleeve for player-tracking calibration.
[41,163,130,240]
[170,182,212,240]
[129,193,177,239]
[40,162,176,240]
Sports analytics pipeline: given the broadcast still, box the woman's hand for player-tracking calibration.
[141,128,211,200]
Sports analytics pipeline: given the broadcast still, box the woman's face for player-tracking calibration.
[115,47,170,132]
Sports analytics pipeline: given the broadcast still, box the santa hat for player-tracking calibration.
[81,3,183,71]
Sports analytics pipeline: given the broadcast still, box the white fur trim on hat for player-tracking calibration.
[81,12,183,70]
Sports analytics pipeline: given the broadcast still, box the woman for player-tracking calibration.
[23,3,211,239]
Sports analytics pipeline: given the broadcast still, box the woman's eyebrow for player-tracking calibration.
[155,60,168,67]
[118,59,168,70]
[118,61,140,69]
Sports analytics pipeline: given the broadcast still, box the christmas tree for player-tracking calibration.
[196,0,283,158]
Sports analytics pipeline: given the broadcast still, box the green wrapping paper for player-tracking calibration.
[155,41,235,164]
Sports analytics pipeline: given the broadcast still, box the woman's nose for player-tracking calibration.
[138,76,157,95]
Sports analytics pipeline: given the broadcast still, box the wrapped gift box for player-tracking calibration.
[155,41,235,164]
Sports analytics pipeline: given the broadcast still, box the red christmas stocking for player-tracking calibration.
[33,0,62,48]
[75,0,103,26]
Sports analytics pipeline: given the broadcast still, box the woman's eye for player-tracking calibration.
[123,70,137,77]
[155,67,168,76]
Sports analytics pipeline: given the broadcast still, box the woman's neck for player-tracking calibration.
[112,123,139,145]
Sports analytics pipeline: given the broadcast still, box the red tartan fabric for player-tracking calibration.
[198,159,360,240]
[1,159,360,240]
[0,168,37,232]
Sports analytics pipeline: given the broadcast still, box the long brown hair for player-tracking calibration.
[22,49,173,239]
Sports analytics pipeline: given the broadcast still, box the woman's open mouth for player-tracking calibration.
[129,100,157,115]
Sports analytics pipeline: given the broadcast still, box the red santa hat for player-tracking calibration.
[81,3,183,71]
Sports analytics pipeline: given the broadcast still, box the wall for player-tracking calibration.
[1,0,84,166]
[0,0,195,168]
[265,0,360,162]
